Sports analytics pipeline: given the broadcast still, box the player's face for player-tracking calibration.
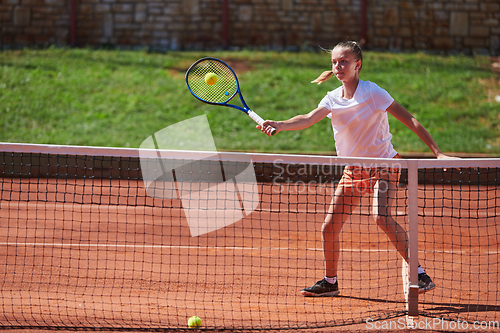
[331,48,361,82]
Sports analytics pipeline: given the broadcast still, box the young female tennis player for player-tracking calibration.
[259,41,457,296]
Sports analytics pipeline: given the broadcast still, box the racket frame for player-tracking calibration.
[186,57,276,135]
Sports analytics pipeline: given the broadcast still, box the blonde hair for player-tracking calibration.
[311,41,363,85]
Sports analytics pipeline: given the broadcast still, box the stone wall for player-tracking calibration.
[1,0,499,54]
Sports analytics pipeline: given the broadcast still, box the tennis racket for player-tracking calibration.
[185,57,276,135]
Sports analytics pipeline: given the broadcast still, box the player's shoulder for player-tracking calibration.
[361,80,388,93]
[360,79,394,106]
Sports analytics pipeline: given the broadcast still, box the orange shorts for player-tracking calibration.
[338,153,402,195]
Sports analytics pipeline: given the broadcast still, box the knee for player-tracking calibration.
[321,221,333,234]
[373,214,389,229]
[321,220,341,235]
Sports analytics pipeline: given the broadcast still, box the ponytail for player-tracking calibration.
[311,70,335,85]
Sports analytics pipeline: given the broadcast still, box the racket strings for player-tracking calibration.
[186,60,238,104]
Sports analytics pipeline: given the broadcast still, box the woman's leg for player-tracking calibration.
[301,184,362,296]
[372,178,409,260]
[323,185,362,277]
[372,177,436,292]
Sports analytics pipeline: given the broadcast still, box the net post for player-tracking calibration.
[406,159,419,319]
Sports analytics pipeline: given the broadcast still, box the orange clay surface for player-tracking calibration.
[0,179,498,331]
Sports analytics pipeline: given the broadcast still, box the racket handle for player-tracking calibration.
[248,110,276,136]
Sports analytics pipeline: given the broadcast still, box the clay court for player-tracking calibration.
[1,166,499,332]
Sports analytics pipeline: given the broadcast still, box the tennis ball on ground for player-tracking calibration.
[188,316,202,328]
[204,72,217,85]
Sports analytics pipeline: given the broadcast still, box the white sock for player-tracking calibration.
[417,265,425,275]
[325,276,337,284]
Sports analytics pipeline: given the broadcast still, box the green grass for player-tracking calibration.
[1,47,498,155]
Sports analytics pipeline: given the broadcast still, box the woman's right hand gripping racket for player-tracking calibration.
[185,57,276,136]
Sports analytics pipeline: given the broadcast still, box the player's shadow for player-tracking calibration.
[337,294,404,305]
[335,295,499,317]
[419,301,500,316]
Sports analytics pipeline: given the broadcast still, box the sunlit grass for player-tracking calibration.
[0,47,498,155]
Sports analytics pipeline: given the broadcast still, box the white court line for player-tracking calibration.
[0,242,497,254]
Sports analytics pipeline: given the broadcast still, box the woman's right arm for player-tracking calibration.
[258,107,330,136]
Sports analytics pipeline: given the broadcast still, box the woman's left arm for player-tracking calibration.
[387,101,456,160]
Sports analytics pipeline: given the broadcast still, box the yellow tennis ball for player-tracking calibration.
[204,72,217,85]
[188,316,202,328]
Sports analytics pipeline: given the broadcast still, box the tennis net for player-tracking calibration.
[0,142,499,330]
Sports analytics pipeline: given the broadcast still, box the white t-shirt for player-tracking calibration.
[318,79,397,158]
